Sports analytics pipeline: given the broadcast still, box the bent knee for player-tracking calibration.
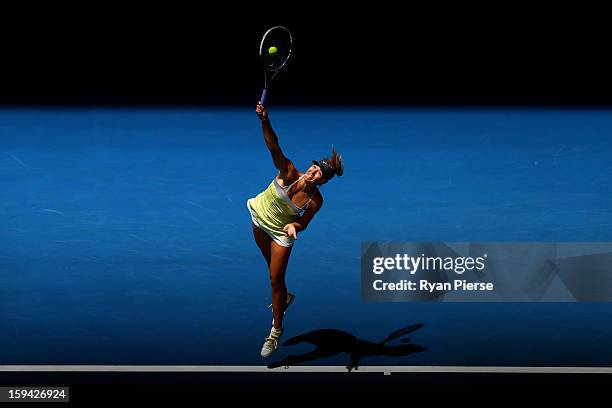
[269,275,286,291]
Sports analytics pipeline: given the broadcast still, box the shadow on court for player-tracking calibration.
[267,324,427,371]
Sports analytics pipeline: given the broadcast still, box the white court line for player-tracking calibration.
[0,366,611,374]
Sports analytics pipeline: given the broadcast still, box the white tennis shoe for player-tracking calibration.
[261,327,283,357]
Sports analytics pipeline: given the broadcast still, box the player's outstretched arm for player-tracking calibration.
[256,102,293,177]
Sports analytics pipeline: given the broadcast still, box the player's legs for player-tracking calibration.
[269,241,293,330]
[252,222,293,356]
[251,222,271,268]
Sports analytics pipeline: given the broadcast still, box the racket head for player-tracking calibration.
[259,26,292,72]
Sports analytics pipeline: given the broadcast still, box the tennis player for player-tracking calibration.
[248,102,344,357]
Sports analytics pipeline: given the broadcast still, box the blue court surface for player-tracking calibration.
[2,108,612,368]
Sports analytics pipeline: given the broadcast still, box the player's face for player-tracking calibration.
[305,165,324,184]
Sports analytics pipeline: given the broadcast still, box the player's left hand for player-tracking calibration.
[283,224,298,239]
[256,103,268,121]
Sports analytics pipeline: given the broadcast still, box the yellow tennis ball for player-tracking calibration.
[268,46,278,56]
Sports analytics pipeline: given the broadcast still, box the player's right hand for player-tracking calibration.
[283,223,297,240]
[256,102,268,121]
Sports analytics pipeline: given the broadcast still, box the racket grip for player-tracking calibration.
[260,88,269,106]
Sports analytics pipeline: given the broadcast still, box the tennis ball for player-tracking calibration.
[268,46,278,56]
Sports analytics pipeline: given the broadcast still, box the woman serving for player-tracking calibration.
[248,102,344,357]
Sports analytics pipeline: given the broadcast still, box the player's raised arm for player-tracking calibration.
[256,102,292,175]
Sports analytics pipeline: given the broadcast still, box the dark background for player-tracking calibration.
[3,8,612,401]
[1,8,611,106]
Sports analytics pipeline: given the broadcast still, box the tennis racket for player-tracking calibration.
[259,26,293,106]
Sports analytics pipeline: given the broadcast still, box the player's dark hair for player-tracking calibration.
[312,147,344,182]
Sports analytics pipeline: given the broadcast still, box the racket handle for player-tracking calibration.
[260,88,269,106]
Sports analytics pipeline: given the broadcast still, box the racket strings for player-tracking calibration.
[259,26,292,103]
[260,26,292,72]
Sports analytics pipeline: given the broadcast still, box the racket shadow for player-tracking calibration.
[267,324,428,372]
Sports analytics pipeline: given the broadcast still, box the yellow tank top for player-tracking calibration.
[247,175,313,247]
[248,178,300,232]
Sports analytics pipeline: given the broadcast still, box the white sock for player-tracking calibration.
[271,327,283,335]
